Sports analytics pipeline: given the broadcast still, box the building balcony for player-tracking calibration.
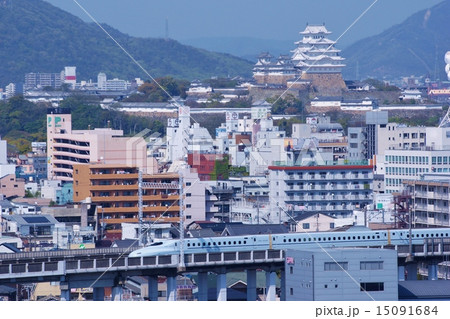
[53,150,90,160]
[89,173,139,180]
[102,217,181,225]
[89,184,137,191]
[142,182,180,189]
[90,195,179,202]
[101,206,180,214]
[52,142,90,151]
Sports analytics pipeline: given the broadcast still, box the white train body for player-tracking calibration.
[128,228,450,257]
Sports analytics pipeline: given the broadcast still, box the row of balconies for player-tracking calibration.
[90,194,179,202]
[292,204,356,212]
[286,173,371,181]
[415,203,449,214]
[413,191,450,200]
[286,194,371,201]
[100,216,181,225]
[286,184,370,191]
[99,206,180,214]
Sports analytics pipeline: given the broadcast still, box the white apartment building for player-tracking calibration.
[384,127,450,193]
[404,175,450,227]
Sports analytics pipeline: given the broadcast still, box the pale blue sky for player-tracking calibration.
[45,0,442,47]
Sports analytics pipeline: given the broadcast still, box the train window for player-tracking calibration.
[233,241,236,244]
[393,233,395,236]
[446,233,449,237]
[293,238,296,242]
[441,234,444,237]
[244,241,246,244]
[328,237,331,241]
[353,236,356,240]
[288,239,291,242]
[421,234,424,238]
[406,234,409,238]
[313,238,316,241]
[308,238,311,242]
[426,234,429,237]
[238,241,241,244]
[208,242,211,246]
[357,236,361,240]
[318,238,321,241]
[175,243,177,246]
[333,237,336,240]
[218,242,221,245]
[187,243,191,247]
[431,234,434,237]
[283,239,286,243]
[203,243,206,246]
[362,236,365,240]
[338,237,341,240]
[228,241,232,245]
[304,238,307,242]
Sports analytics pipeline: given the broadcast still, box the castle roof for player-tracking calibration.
[300,24,331,35]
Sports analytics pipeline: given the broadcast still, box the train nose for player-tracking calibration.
[129,250,141,257]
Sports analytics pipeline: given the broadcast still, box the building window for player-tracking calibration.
[186,204,191,208]
[290,288,293,295]
[360,261,383,270]
[329,223,335,229]
[290,266,293,274]
[186,193,191,197]
[324,262,348,271]
[303,223,310,229]
[360,282,384,292]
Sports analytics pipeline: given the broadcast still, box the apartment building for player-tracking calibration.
[404,175,450,227]
[47,107,154,182]
[73,164,181,239]
[72,164,210,239]
[384,149,450,193]
[269,161,373,220]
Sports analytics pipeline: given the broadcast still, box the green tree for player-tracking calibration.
[266,94,303,115]
[209,155,230,181]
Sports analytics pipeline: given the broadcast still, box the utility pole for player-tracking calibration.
[178,173,186,272]
[138,170,143,247]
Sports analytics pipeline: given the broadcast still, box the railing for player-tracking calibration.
[0,247,136,261]
[141,182,179,189]
[272,160,370,167]
[0,249,285,282]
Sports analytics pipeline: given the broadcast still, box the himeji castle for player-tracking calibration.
[253,24,347,95]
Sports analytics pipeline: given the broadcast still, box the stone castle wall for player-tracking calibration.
[254,73,296,86]
[301,73,347,96]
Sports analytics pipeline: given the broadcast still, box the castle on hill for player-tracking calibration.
[253,24,347,96]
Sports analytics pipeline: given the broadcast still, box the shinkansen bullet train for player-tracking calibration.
[128,227,450,257]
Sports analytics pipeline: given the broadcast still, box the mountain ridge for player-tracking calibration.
[342,1,450,80]
[0,0,253,87]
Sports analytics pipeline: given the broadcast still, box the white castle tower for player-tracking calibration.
[291,24,345,74]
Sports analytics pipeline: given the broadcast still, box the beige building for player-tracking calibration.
[47,107,155,182]
[0,174,25,198]
[291,212,337,232]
